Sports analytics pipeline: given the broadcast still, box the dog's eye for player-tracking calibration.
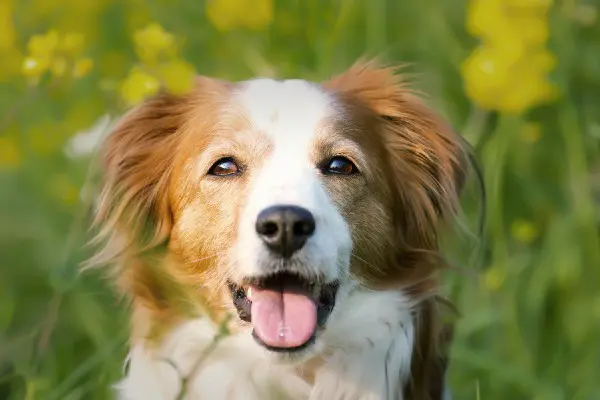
[208,157,241,176]
[324,156,358,175]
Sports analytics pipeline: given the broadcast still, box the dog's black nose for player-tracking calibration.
[255,205,316,258]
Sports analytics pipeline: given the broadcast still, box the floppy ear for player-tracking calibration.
[325,60,467,400]
[324,59,469,289]
[90,90,191,268]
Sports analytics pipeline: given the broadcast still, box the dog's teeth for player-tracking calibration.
[247,287,253,300]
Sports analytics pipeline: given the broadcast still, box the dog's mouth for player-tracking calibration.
[228,272,339,352]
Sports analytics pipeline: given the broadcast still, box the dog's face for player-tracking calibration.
[168,78,395,354]
[94,61,468,359]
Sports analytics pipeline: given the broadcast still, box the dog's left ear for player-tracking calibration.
[325,60,465,399]
[324,59,469,287]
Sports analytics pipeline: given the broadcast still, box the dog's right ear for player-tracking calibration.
[89,90,189,267]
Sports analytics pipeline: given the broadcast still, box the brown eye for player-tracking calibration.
[208,157,241,176]
[324,156,358,175]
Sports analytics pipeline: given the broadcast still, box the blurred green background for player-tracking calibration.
[1,0,599,399]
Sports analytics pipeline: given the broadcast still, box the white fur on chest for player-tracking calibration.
[116,289,414,400]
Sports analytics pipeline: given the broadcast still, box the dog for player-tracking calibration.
[89,59,471,399]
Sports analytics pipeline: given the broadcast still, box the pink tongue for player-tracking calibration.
[250,285,317,348]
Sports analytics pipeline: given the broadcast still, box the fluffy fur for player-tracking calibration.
[89,60,470,400]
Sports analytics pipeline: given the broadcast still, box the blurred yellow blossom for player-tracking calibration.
[134,23,177,65]
[121,23,196,104]
[73,58,94,78]
[157,59,196,95]
[22,56,50,78]
[0,0,22,81]
[242,0,274,30]
[21,30,93,82]
[59,32,85,57]
[462,0,557,114]
[0,137,22,169]
[510,14,549,46]
[510,219,539,244]
[0,0,16,50]
[120,67,161,105]
[27,30,60,59]
[206,0,273,32]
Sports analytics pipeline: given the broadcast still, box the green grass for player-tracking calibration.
[1,0,599,399]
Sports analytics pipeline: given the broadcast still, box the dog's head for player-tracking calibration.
[92,60,468,358]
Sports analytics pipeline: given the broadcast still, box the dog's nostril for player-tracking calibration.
[261,222,279,237]
[255,205,316,258]
[293,219,315,236]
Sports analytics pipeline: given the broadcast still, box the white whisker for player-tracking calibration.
[185,251,227,265]
[350,252,381,271]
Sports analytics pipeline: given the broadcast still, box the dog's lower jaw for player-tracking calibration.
[116,289,414,400]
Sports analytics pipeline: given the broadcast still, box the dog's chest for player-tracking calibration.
[118,290,415,400]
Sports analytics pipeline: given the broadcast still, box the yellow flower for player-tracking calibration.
[462,46,514,110]
[206,0,240,32]
[58,32,85,57]
[462,0,557,114]
[134,23,176,65]
[497,75,555,113]
[22,56,50,78]
[120,67,161,105]
[22,30,92,81]
[157,59,196,95]
[73,58,94,78]
[466,0,506,40]
[242,0,273,31]
[206,0,273,32]
[0,0,16,50]
[27,30,60,58]
[0,137,22,169]
[510,219,539,244]
[509,11,550,46]
[468,1,549,49]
